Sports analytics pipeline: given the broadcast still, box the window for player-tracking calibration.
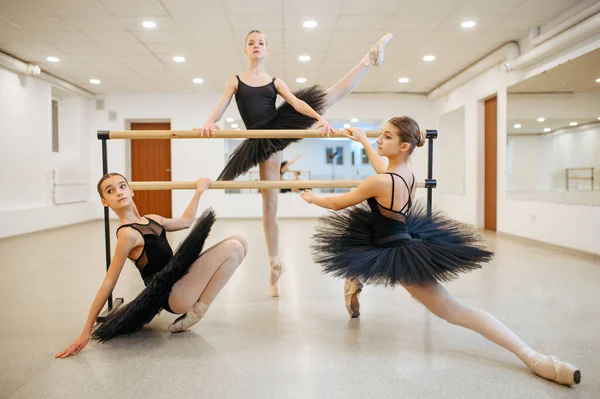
[52,99,59,152]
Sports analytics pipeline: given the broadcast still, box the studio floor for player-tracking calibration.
[1,218,598,398]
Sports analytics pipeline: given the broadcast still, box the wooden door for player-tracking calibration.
[484,97,497,231]
[131,122,172,217]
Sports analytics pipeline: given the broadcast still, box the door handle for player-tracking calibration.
[165,169,171,172]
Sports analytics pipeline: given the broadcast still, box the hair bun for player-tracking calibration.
[417,129,426,147]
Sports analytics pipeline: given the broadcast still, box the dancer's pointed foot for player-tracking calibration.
[361,33,394,68]
[344,278,363,318]
[518,347,581,385]
[168,301,209,333]
[269,257,284,297]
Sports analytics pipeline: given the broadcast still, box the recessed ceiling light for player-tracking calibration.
[570,121,578,126]
[298,55,311,62]
[173,56,185,62]
[513,123,522,128]
[142,21,157,29]
[596,78,600,83]
[46,56,60,63]
[296,77,307,83]
[231,123,239,128]
[461,20,476,28]
[423,55,436,62]
[343,124,351,128]
[537,117,545,122]
[543,128,551,132]
[598,116,600,120]
[90,79,101,84]
[193,78,204,84]
[350,118,359,123]
[226,117,234,122]
[398,77,410,83]
[303,20,317,28]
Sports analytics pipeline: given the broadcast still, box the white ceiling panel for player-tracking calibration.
[282,15,338,31]
[161,0,227,17]
[339,0,405,15]
[0,15,75,31]
[99,0,168,17]
[171,15,232,31]
[228,15,283,31]
[396,0,464,16]
[64,16,128,31]
[509,0,583,17]
[282,0,343,16]
[455,0,526,16]
[31,0,109,16]
[0,0,591,95]
[222,0,282,15]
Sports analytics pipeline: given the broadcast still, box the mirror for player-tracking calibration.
[506,48,600,205]
[435,106,465,195]
[223,118,383,194]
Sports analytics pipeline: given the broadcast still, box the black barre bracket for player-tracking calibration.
[425,179,437,188]
[97,298,124,322]
[426,129,438,139]
[97,130,110,140]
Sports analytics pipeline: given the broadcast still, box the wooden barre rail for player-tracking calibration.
[101,129,381,140]
[130,180,427,190]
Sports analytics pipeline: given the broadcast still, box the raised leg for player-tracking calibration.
[403,281,580,385]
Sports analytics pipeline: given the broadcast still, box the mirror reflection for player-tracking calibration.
[506,48,600,205]
[224,118,383,194]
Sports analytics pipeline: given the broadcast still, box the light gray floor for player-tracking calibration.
[0,218,598,398]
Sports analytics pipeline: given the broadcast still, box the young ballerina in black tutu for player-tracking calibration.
[300,117,581,386]
[56,174,246,358]
[197,30,394,297]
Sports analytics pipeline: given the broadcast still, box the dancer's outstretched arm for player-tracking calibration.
[274,78,333,136]
[196,76,237,137]
[300,175,386,210]
[147,178,210,232]
[55,231,135,358]
[343,127,388,174]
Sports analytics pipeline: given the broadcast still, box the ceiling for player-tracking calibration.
[0,0,587,94]
[508,47,600,93]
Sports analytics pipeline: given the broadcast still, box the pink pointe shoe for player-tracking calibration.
[362,33,394,68]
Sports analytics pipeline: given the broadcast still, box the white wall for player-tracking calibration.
[433,35,600,255]
[92,92,436,219]
[0,67,95,238]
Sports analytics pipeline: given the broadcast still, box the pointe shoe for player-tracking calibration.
[344,278,363,318]
[269,259,284,297]
[168,301,209,333]
[518,348,581,385]
[361,33,394,68]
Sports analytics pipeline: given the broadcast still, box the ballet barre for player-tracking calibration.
[96,128,438,321]
[129,180,427,190]
[98,129,382,140]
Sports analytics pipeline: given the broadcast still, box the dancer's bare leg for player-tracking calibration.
[403,281,580,385]
[259,152,284,297]
[167,236,247,332]
[323,33,394,109]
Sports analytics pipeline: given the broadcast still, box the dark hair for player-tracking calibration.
[97,173,129,198]
[280,160,288,174]
[245,30,268,46]
[388,116,425,154]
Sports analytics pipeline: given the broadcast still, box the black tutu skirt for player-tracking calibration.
[218,85,327,181]
[311,202,493,287]
[92,209,216,342]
